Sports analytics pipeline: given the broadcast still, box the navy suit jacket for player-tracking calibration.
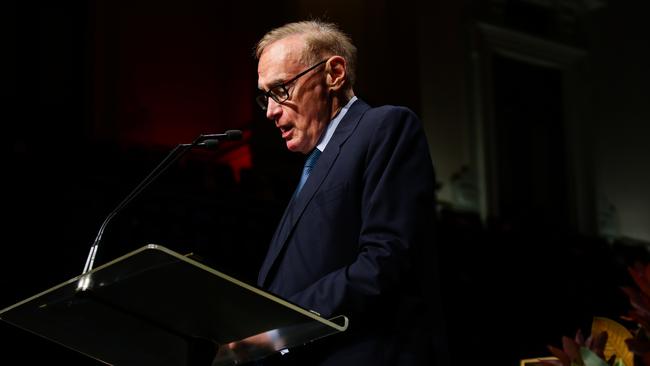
[258,99,438,365]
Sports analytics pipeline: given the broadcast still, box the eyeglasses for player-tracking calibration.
[256,59,328,111]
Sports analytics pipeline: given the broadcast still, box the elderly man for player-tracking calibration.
[254,20,439,365]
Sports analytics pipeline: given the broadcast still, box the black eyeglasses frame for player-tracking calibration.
[256,59,328,111]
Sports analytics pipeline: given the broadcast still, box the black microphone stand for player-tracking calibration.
[78,131,242,290]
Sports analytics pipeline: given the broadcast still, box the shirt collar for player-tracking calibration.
[316,95,358,152]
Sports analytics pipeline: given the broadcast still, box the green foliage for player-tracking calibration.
[544,330,618,366]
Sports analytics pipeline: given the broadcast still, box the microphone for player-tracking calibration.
[78,130,243,289]
[195,130,243,149]
[198,129,243,142]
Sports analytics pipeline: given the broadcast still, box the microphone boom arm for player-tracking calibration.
[80,130,242,279]
[81,143,192,275]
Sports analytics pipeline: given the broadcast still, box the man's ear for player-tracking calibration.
[325,56,347,92]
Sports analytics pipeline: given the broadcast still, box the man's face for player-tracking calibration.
[257,36,331,154]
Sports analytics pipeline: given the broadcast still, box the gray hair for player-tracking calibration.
[255,20,357,88]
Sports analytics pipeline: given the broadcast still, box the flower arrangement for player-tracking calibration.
[621,262,650,365]
[541,317,631,366]
[535,262,650,366]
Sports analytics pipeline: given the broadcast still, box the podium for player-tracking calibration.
[0,244,348,365]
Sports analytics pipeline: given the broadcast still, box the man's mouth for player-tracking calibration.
[279,125,294,139]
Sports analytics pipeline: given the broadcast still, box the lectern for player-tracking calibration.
[0,244,348,365]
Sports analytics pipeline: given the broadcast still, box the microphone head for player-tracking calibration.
[224,130,243,141]
[201,139,220,149]
[196,130,243,144]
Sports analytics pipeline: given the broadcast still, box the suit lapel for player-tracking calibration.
[258,99,370,287]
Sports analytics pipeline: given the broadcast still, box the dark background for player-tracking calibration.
[3,0,650,365]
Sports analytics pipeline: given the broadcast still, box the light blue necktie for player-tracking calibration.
[295,148,321,196]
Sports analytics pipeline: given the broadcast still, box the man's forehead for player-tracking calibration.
[257,37,305,87]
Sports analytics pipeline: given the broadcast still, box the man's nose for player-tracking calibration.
[266,98,282,120]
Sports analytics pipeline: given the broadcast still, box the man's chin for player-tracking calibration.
[285,140,302,153]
